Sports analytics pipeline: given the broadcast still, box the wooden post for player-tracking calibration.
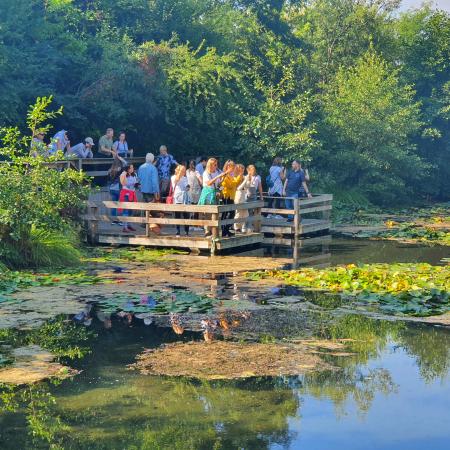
[293,198,300,235]
[322,201,332,222]
[211,212,219,239]
[145,210,150,237]
[292,197,300,267]
[254,206,262,232]
[78,158,83,171]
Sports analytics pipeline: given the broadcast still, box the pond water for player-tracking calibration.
[1,315,449,449]
[0,238,449,449]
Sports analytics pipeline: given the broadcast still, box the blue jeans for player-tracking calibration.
[285,193,299,220]
[110,190,120,217]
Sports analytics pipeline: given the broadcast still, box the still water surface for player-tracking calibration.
[0,238,449,449]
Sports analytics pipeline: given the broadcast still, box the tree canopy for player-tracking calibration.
[0,0,449,204]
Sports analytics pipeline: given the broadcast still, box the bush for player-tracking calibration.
[0,97,88,269]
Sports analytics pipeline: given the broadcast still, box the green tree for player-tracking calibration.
[0,97,88,268]
[320,50,425,203]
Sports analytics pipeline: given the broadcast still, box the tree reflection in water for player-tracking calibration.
[0,314,449,449]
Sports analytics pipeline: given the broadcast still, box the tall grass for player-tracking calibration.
[0,227,81,269]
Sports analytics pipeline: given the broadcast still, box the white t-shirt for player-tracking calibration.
[171,175,189,204]
[202,170,221,188]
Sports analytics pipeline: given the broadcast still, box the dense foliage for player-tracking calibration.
[0,97,88,268]
[0,0,448,204]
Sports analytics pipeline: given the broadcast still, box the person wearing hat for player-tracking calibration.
[66,137,95,159]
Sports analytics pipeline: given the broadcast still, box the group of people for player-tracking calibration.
[109,146,312,236]
[31,127,133,159]
[31,128,312,235]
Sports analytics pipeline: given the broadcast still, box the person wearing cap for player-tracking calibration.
[283,160,312,221]
[138,153,160,202]
[66,137,95,159]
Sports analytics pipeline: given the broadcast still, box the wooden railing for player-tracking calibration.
[262,194,332,232]
[0,157,146,177]
[65,157,145,177]
[83,200,264,253]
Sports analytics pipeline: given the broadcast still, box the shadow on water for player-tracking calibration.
[1,313,449,449]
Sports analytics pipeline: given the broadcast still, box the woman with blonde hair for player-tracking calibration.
[220,160,242,237]
[235,164,263,233]
[198,158,231,237]
[171,164,190,237]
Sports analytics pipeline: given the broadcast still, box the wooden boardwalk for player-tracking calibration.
[84,193,265,254]
[84,190,332,256]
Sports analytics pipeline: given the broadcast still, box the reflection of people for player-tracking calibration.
[96,311,112,329]
[66,137,95,159]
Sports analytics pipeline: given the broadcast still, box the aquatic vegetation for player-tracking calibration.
[84,246,187,264]
[0,269,108,301]
[355,222,450,246]
[96,290,217,315]
[248,263,450,316]
[129,341,334,379]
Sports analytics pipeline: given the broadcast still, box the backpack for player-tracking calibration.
[266,174,274,189]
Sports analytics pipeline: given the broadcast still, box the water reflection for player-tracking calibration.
[0,314,449,449]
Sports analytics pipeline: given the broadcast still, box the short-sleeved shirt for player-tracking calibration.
[195,162,205,176]
[285,169,305,195]
[113,140,129,156]
[99,135,113,155]
[156,154,177,180]
[203,170,221,188]
[268,165,284,195]
[171,175,189,204]
[121,173,137,191]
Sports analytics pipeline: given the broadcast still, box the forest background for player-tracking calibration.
[0,0,449,205]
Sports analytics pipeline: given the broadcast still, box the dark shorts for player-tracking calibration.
[142,193,156,203]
